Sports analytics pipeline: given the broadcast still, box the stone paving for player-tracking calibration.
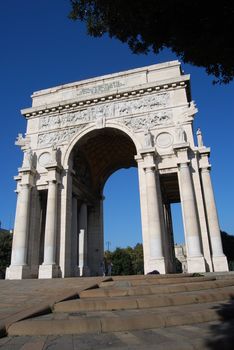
[1,274,234,349]
[1,320,234,349]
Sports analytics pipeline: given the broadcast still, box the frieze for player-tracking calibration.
[39,92,170,131]
[38,125,85,147]
[122,110,173,132]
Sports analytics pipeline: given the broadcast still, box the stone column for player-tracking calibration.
[6,184,31,279]
[39,180,59,278]
[200,167,228,271]
[78,202,90,276]
[143,151,166,273]
[178,161,206,272]
[71,195,79,276]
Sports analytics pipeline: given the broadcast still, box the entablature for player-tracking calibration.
[21,75,190,119]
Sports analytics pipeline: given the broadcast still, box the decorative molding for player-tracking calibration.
[38,152,51,167]
[122,110,172,131]
[39,92,170,131]
[156,132,173,148]
[22,77,189,118]
[15,134,31,150]
[38,125,86,147]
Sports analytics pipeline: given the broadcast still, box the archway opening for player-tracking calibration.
[160,173,185,273]
[103,168,142,251]
[69,127,138,276]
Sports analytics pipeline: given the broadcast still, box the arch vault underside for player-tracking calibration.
[6,61,228,279]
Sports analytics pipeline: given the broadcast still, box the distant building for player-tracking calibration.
[174,244,187,273]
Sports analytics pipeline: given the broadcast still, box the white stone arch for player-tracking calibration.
[62,121,142,169]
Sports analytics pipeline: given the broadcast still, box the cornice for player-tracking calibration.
[21,75,190,119]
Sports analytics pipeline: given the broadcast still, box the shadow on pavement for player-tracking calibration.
[206,297,234,350]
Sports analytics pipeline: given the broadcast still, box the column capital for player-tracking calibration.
[139,146,156,156]
[20,182,33,190]
[46,166,62,183]
[144,165,156,173]
[178,162,190,169]
[173,144,190,165]
[18,171,36,187]
[198,151,211,170]
[200,166,211,173]
[47,179,58,185]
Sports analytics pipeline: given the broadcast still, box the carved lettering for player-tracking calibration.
[77,80,125,96]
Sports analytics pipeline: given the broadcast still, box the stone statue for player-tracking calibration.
[175,123,186,143]
[51,144,58,163]
[196,128,204,147]
[22,148,33,168]
[15,133,24,147]
[144,128,153,147]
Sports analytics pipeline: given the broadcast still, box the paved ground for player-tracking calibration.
[1,320,234,349]
[1,274,234,349]
[0,277,103,336]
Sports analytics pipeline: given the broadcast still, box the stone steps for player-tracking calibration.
[100,276,216,287]
[8,299,234,336]
[80,278,234,298]
[54,286,234,312]
[6,274,234,336]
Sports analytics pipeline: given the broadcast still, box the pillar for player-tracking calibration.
[78,202,90,276]
[143,152,166,273]
[200,167,228,271]
[6,184,31,279]
[71,195,79,276]
[39,180,59,278]
[178,161,206,272]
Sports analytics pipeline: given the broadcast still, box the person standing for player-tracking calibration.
[107,261,113,276]
[100,258,107,276]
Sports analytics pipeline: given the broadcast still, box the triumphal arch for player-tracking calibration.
[6,61,228,279]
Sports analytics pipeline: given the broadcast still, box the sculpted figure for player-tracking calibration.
[51,144,58,163]
[175,123,186,143]
[23,148,33,168]
[144,128,153,147]
[196,128,204,147]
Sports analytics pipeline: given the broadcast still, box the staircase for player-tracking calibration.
[8,274,234,336]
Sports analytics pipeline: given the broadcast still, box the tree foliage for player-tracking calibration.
[69,0,234,84]
[105,243,144,275]
[221,231,234,270]
[0,230,12,278]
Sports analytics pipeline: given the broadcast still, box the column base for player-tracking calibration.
[187,256,206,273]
[78,265,90,277]
[144,257,166,274]
[5,265,31,280]
[38,264,59,279]
[212,255,229,272]
[72,266,81,277]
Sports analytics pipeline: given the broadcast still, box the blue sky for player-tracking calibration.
[0,1,233,249]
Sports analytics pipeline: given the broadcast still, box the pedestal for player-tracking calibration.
[187,256,206,273]
[212,256,229,272]
[145,258,166,274]
[5,265,31,280]
[38,264,59,279]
